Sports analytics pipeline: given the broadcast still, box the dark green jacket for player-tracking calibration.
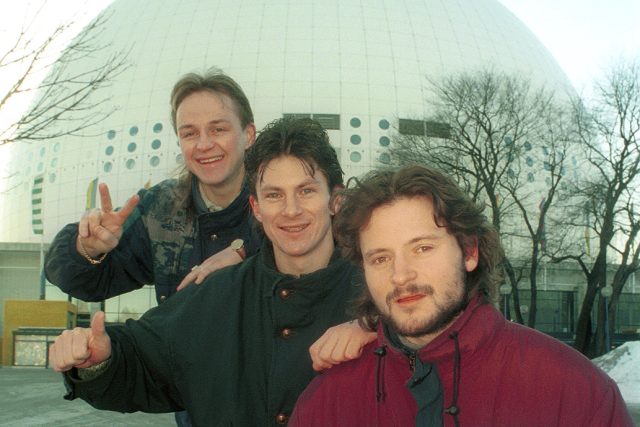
[64,244,361,426]
[45,176,261,304]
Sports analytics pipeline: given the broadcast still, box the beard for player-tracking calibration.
[377,264,471,339]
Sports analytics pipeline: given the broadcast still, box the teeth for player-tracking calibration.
[200,156,223,164]
[283,225,306,232]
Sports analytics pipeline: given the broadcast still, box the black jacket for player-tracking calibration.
[64,244,362,426]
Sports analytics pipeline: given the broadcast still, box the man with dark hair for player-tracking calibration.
[48,117,365,426]
[290,165,633,426]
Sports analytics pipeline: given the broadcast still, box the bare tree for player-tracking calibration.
[0,9,130,146]
[392,69,577,327]
[560,58,640,357]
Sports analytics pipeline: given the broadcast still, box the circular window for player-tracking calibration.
[379,136,390,147]
[105,146,114,156]
[526,157,534,167]
[39,147,46,157]
[150,156,160,167]
[350,134,361,145]
[527,172,535,183]
[153,123,163,133]
[126,159,136,170]
[107,130,116,140]
[53,142,61,153]
[103,161,113,173]
[129,126,139,136]
[524,141,532,151]
[379,119,390,130]
[379,153,391,164]
[350,152,362,163]
[350,117,361,128]
[128,142,137,153]
[151,139,161,150]
[49,173,56,183]
[37,162,44,172]
[51,158,58,167]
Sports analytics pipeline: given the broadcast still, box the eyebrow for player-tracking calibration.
[362,234,442,259]
[177,119,231,131]
[258,177,321,193]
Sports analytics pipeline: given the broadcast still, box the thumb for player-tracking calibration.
[91,311,107,338]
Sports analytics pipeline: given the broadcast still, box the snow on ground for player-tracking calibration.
[593,341,640,405]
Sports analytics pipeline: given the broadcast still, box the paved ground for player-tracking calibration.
[0,366,174,426]
[1,366,639,426]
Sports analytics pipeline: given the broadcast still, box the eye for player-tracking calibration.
[300,187,315,196]
[180,130,196,139]
[264,192,281,200]
[416,245,432,254]
[369,255,390,266]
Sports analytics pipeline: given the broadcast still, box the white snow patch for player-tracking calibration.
[593,341,640,404]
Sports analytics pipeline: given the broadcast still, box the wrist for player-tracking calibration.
[77,236,108,265]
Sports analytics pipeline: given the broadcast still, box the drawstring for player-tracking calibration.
[374,345,387,402]
[444,331,461,427]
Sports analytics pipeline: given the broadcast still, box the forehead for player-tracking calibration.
[360,196,444,243]
[258,155,328,188]
[176,90,239,121]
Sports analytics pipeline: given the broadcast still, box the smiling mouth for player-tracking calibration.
[280,224,308,233]
[198,155,223,165]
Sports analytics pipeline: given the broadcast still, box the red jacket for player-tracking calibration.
[290,295,633,427]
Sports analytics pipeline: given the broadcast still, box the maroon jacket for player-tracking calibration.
[290,295,633,427]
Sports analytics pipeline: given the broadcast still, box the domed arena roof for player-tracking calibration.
[1,0,573,242]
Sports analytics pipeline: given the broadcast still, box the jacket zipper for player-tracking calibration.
[408,352,416,372]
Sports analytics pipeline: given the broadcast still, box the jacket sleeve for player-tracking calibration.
[44,211,154,302]
[63,318,183,414]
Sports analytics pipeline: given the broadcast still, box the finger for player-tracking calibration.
[78,215,90,238]
[91,311,107,337]
[177,272,196,291]
[70,328,91,363]
[115,194,140,223]
[99,183,113,213]
[195,267,209,284]
[85,209,104,237]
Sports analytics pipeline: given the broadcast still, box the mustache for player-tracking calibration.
[386,284,434,305]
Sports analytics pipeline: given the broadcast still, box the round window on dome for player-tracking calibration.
[350,152,362,163]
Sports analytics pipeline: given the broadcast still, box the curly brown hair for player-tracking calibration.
[334,165,504,327]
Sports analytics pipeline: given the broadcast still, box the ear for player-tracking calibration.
[463,237,479,272]
[244,123,257,150]
[329,184,345,215]
[249,194,263,223]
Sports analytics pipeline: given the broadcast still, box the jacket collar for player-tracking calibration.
[379,293,499,364]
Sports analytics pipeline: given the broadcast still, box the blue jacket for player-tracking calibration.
[45,176,261,304]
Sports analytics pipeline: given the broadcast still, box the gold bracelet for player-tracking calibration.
[77,237,108,265]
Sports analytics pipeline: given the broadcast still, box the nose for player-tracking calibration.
[282,195,303,217]
[196,132,215,150]
[390,254,417,287]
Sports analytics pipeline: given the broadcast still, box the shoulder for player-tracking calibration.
[498,321,618,389]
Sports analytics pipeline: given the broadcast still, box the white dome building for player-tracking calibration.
[1,0,573,245]
[0,0,584,324]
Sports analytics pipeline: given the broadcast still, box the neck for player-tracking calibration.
[398,313,462,350]
[198,171,244,209]
[273,234,335,277]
